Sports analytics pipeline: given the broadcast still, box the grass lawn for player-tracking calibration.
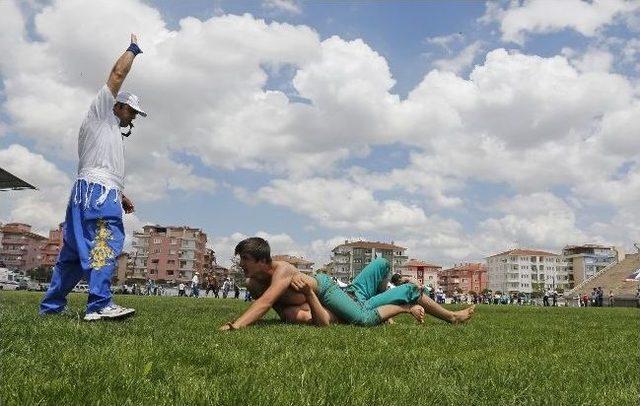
[1,291,639,405]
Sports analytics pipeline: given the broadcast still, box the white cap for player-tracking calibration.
[116,91,147,117]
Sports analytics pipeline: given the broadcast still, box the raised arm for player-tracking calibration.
[221,268,294,331]
[107,34,143,97]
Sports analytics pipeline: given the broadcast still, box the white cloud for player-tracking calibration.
[483,0,640,45]
[252,177,433,233]
[564,47,614,73]
[477,192,588,252]
[0,144,71,232]
[263,0,301,15]
[424,33,464,52]
[432,41,484,75]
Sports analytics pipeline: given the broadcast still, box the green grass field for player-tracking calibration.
[1,291,638,406]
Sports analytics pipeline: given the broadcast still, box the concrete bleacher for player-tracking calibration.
[564,253,640,307]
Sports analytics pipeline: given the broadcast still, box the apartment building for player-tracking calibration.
[0,223,47,272]
[562,244,619,288]
[399,259,441,287]
[331,240,408,280]
[439,263,487,295]
[131,225,208,283]
[486,249,569,294]
[40,224,63,268]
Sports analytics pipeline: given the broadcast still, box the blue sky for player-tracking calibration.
[1,0,639,267]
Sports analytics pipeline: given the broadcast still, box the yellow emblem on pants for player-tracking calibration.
[90,219,115,270]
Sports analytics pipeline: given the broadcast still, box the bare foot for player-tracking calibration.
[451,305,476,325]
[409,305,425,324]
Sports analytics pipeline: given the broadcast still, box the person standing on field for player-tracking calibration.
[191,272,200,298]
[39,34,146,321]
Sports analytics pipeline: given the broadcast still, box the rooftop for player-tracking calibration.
[403,259,441,268]
[442,263,486,272]
[486,248,559,258]
[273,254,314,265]
[334,240,406,251]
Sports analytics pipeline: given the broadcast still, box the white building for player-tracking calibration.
[485,249,569,294]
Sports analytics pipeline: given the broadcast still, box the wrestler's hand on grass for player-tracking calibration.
[219,322,237,331]
[122,195,135,214]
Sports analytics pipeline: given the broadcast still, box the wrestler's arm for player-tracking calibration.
[107,34,140,97]
[291,273,334,326]
[221,266,294,330]
[302,286,334,327]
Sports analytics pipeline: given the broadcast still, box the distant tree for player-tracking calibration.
[27,265,53,283]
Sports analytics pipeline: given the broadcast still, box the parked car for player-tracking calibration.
[72,283,89,293]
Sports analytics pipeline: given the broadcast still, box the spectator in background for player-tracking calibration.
[597,287,604,307]
[178,282,186,297]
[205,274,219,297]
[222,278,231,298]
[590,288,598,307]
[582,293,589,307]
[608,290,615,307]
[191,272,200,298]
[234,283,240,299]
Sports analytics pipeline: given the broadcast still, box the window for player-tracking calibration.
[171,238,177,245]
[168,260,176,265]
[167,270,174,276]
[170,250,176,255]
[154,238,161,244]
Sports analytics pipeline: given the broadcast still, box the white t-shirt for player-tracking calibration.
[77,85,125,190]
[192,275,199,284]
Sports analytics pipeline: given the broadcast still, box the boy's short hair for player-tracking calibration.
[234,237,272,264]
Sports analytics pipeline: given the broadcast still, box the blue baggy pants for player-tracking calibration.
[40,180,124,314]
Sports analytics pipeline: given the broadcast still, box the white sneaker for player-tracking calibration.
[84,304,135,321]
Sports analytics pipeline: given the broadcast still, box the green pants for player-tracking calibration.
[347,258,423,310]
[313,258,424,326]
[314,273,381,326]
